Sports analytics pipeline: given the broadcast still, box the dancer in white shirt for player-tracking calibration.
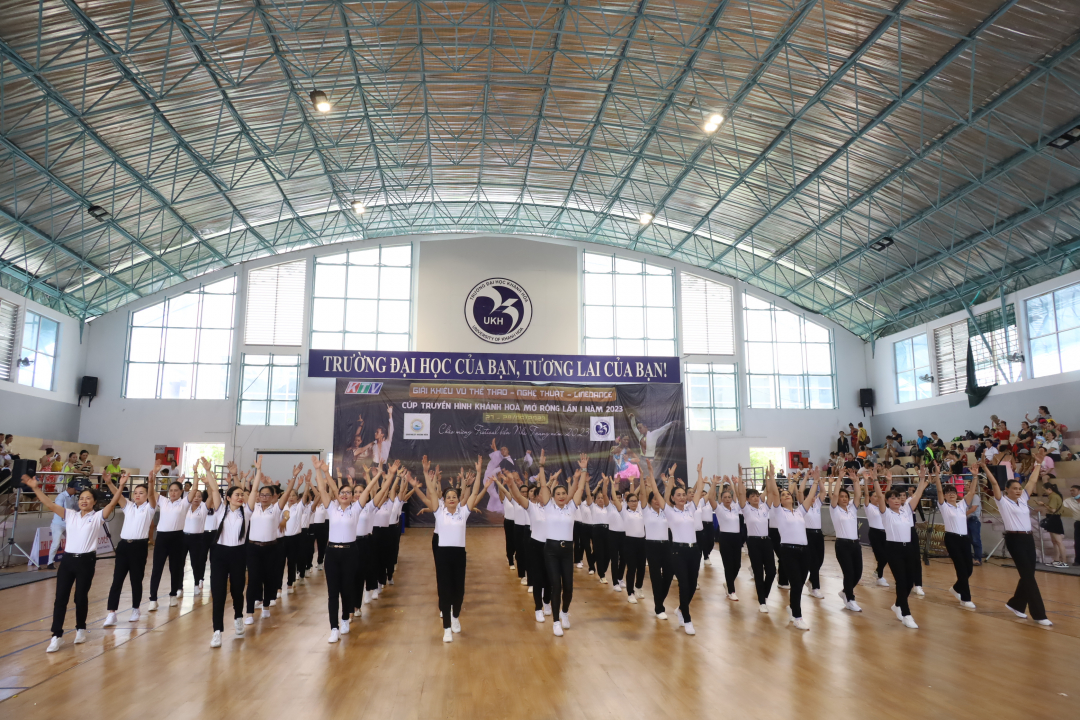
[828,469,864,612]
[873,467,929,629]
[932,468,980,609]
[537,452,587,637]
[764,462,817,630]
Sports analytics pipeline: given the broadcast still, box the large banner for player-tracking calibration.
[30,524,113,566]
[333,379,687,526]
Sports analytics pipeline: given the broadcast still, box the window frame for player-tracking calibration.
[679,272,734,356]
[237,353,301,426]
[683,362,740,431]
[893,334,933,404]
[244,259,308,347]
[1025,281,1080,379]
[581,251,677,357]
[18,310,60,391]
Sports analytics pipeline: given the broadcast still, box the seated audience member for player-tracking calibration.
[1033,447,1055,478]
[1026,406,1053,425]
[1016,421,1036,452]
[930,432,945,449]
[1064,486,1080,566]
[915,430,930,454]
[1040,430,1063,461]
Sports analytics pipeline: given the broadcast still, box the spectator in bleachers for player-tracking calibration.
[994,421,1012,446]
[1035,482,1069,568]
[915,429,930,454]
[883,434,902,461]
[857,423,869,449]
[929,432,945,449]
[848,423,859,452]
[0,434,12,462]
[73,450,94,482]
[104,456,123,479]
[1026,406,1053,425]
[1066,486,1080,566]
[836,431,849,454]
[61,452,78,475]
[1016,421,1036,452]
[1033,446,1055,478]
[1040,430,1063,461]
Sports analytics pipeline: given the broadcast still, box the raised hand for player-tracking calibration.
[578,452,588,470]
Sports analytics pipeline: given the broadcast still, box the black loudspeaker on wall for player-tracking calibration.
[79,375,98,406]
[859,388,875,416]
[12,458,38,490]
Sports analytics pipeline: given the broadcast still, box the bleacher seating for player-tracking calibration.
[4,435,141,478]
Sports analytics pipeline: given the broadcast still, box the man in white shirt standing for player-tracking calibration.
[629,414,678,459]
[372,403,394,466]
[47,481,80,569]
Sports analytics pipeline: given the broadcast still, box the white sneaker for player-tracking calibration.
[1037,618,1054,626]
[543,603,552,616]
[810,589,824,599]
[276,590,282,599]
[527,586,533,593]
[902,615,919,629]
[520,577,528,585]
[451,616,461,634]
[1006,604,1027,619]
[704,557,712,566]
[696,582,700,590]
[244,615,254,625]
[876,577,889,587]
[510,563,515,570]
[74,629,88,644]
[576,562,583,568]
[46,637,61,653]
[759,604,769,613]
[536,610,545,622]
[389,579,394,586]
[261,608,270,619]
[847,601,863,612]
[329,628,340,643]
[269,599,277,607]
[913,586,925,597]
[727,592,738,601]
[588,569,594,575]
[340,618,350,634]
[103,612,117,627]
[371,589,380,600]
[235,618,245,636]
[628,595,638,604]
[891,605,903,621]
[611,581,620,591]
[683,622,696,635]
[635,590,645,599]
[177,589,183,597]
[950,588,961,601]
[656,612,668,620]
[169,596,178,607]
[793,617,810,631]
[676,609,684,627]
[560,613,570,629]
[600,577,607,584]
[199,580,204,591]
[317,563,323,570]
[254,600,262,609]
[778,584,790,590]
[286,586,293,594]
[129,609,141,622]
[961,601,976,609]
[193,586,202,596]
[838,591,848,605]
[553,622,564,636]
[210,631,222,648]
[147,601,158,611]
[363,590,371,605]
[442,628,453,643]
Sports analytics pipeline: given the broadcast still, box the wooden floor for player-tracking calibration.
[1,530,1078,720]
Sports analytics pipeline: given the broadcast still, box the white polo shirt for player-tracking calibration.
[606,503,624,532]
[528,501,548,542]
[715,502,741,533]
[543,500,576,542]
[804,497,823,530]
[119,501,155,540]
[998,491,1032,532]
[248,503,283,542]
[883,503,914,543]
[665,504,698,544]
[643,506,668,541]
[355,500,376,537]
[183,502,209,534]
[864,502,884,530]
[621,506,645,538]
[938,500,968,535]
[830,503,859,541]
[156,495,190,532]
[63,508,105,554]
[327,502,360,543]
[741,502,770,537]
[435,505,471,547]
[770,505,808,546]
[313,502,329,523]
[284,501,305,536]
[209,505,249,547]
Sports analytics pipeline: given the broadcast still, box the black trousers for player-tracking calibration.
[779,544,809,618]
[943,532,973,602]
[908,525,923,586]
[868,527,888,578]
[367,532,382,591]
[607,529,625,584]
[544,539,574,621]
[149,529,185,600]
[769,528,788,586]
[669,543,700,623]
[573,521,587,565]
[301,527,315,571]
[274,541,287,594]
[353,535,372,606]
[388,520,402,581]
[622,535,646,595]
[1004,533,1046,620]
[834,538,863,601]
[371,526,388,586]
[514,524,530,580]
[717,531,742,594]
[285,533,306,586]
[645,539,672,614]
[530,539,550,610]
[806,529,825,590]
[592,524,610,576]
[435,545,467,628]
[184,533,209,585]
[314,521,329,565]
[107,538,148,611]
[246,542,278,612]
[51,552,96,636]
[503,519,516,566]
[210,544,245,632]
[886,541,918,616]
[324,543,355,628]
[697,522,714,561]
[745,536,776,605]
[576,523,595,570]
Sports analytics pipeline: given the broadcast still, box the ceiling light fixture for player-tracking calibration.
[704,113,724,133]
[87,205,110,222]
[869,236,895,252]
[639,213,653,225]
[351,200,365,214]
[309,90,331,113]
[1049,125,1080,150]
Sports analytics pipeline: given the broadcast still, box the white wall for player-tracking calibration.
[0,285,87,440]
[866,268,1080,442]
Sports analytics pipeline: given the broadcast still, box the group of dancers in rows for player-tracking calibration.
[21,446,1054,651]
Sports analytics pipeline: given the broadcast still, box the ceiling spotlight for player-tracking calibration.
[639,213,653,225]
[1049,125,1080,150]
[870,236,895,252]
[351,200,365,214]
[309,89,331,113]
[87,205,110,222]
[704,113,724,133]
[704,122,718,133]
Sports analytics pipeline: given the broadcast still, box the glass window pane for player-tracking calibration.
[748,375,774,408]
[198,329,232,364]
[349,248,379,266]
[377,300,410,334]
[1026,293,1055,338]
[204,278,236,294]
[1059,327,1080,372]
[246,355,271,365]
[776,343,804,374]
[126,363,159,398]
[163,328,197,363]
[687,375,711,405]
[583,253,613,273]
[911,334,930,368]
[315,264,347,297]
[616,338,645,356]
[614,257,641,274]
[241,364,270,400]
[195,364,229,400]
[744,294,770,310]
[345,299,379,333]
[807,376,833,409]
[803,321,829,343]
[129,328,162,362]
[614,274,643,306]
[713,374,736,407]
[38,318,58,356]
[775,311,802,341]
[269,401,296,426]
[311,332,343,350]
[687,408,712,431]
[347,266,379,299]
[380,245,412,266]
[744,311,773,341]
[1030,335,1059,378]
[685,363,710,372]
[713,409,738,431]
[895,339,913,372]
[344,333,378,350]
[805,344,831,374]
[584,306,614,338]
[916,374,933,400]
[1055,285,1080,331]
[132,303,164,327]
[166,294,200,328]
[33,353,54,390]
[644,275,672,307]
[239,400,267,425]
[583,274,613,305]
[585,338,614,355]
[319,252,348,265]
[377,334,409,351]
[161,364,193,399]
[201,294,234,329]
[778,375,805,409]
[645,263,671,276]
[897,371,915,404]
[312,298,345,332]
[615,307,644,338]
[647,339,675,356]
[645,308,674,339]
[379,267,411,299]
[270,365,298,400]
[746,343,774,373]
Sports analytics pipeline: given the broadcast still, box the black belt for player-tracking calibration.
[119,538,148,544]
[645,539,669,544]
[545,539,571,548]
[888,541,911,546]
[672,541,695,548]
[780,543,805,549]
[943,531,968,538]
[1004,531,1032,535]
[249,540,277,546]
[65,551,97,558]
[328,542,354,549]
[592,524,608,529]
[836,537,860,543]
[807,528,823,534]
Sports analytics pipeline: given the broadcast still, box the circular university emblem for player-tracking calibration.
[464,278,533,344]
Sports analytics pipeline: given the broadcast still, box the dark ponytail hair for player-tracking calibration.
[1044,482,1062,497]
